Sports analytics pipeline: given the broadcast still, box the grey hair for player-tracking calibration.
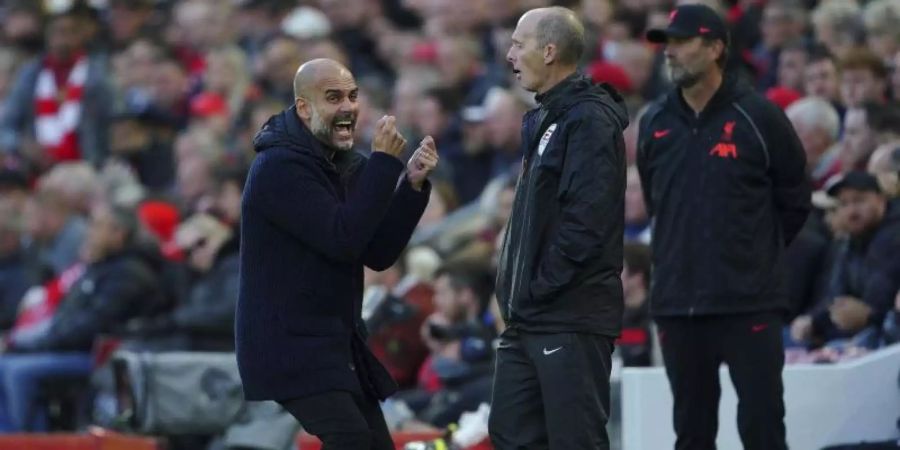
[786,96,841,141]
[535,7,585,66]
[107,204,141,246]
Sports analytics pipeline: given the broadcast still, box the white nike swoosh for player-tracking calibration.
[543,347,562,355]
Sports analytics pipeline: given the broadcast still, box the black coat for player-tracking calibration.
[174,236,241,351]
[812,202,900,340]
[236,107,430,402]
[495,74,629,337]
[11,248,164,352]
[637,73,810,317]
[0,252,29,330]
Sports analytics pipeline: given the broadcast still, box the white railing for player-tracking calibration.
[621,344,900,450]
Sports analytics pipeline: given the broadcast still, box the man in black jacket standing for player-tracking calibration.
[637,5,810,450]
[489,7,628,450]
[237,58,438,450]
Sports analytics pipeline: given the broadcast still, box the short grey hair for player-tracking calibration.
[107,204,141,246]
[786,96,841,141]
[535,7,585,66]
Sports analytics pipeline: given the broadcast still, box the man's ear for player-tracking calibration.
[295,97,311,122]
[543,43,557,65]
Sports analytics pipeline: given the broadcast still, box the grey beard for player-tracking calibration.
[309,106,354,152]
[671,69,702,89]
[309,106,335,148]
[667,61,704,89]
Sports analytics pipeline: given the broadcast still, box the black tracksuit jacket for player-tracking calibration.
[496,74,629,337]
[636,73,810,317]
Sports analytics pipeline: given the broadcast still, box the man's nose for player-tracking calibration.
[340,97,356,112]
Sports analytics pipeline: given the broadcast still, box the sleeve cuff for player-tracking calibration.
[397,175,431,198]
[368,151,405,175]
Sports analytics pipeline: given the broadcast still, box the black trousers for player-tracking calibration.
[656,312,787,450]
[278,390,393,450]
[489,328,614,450]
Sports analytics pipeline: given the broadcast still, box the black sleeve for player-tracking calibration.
[251,151,404,263]
[530,115,625,301]
[635,109,657,217]
[762,102,811,245]
[362,176,431,271]
[28,265,153,352]
[173,257,240,334]
[861,234,900,326]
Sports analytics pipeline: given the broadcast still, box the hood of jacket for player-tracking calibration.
[537,73,630,131]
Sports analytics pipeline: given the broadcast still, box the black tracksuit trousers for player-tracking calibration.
[489,328,615,450]
[655,312,787,450]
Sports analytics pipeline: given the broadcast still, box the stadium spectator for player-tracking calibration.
[840,103,880,173]
[0,200,164,432]
[811,0,864,61]
[861,0,900,64]
[803,45,843,112]
[399,266,495,428]
[786,96,843,189]
[839,49,888,108]
[0,3,113,169]
[791,172,900,349]
[123,213,238,352]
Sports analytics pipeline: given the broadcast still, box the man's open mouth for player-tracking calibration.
[333,118,355,137]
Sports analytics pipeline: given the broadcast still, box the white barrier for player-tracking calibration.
[622,344,900,450]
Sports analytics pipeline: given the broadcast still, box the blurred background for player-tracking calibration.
[0,0,898,449]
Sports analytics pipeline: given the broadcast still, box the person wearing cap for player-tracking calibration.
[491,6,628,450]
[791,171,900,349]
[636,4,810,449]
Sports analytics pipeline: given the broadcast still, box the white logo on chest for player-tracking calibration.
[537,123,557,156]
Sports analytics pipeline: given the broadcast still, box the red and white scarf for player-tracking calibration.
[33,55,88,162]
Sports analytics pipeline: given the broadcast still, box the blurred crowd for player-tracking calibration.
[0,0,898,447]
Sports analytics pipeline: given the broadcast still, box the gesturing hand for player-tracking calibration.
[371,116,407,158]
[407,136,438,191]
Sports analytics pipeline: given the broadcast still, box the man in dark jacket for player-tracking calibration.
[791,172,900,348]
[489,7,628,450]
[0,201,163,432]
[637,5,810,450]
[236,58,437,450]
[123,213,240,352]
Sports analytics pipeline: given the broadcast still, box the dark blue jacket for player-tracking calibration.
[813,202,900,340]
[236,107,430,402]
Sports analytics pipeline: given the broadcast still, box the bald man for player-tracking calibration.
[491,7,628,449]
[236,59,439,449]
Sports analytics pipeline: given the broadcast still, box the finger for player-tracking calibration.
[374,116,387,134]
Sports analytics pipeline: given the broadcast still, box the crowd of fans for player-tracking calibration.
[0,0,898,447]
